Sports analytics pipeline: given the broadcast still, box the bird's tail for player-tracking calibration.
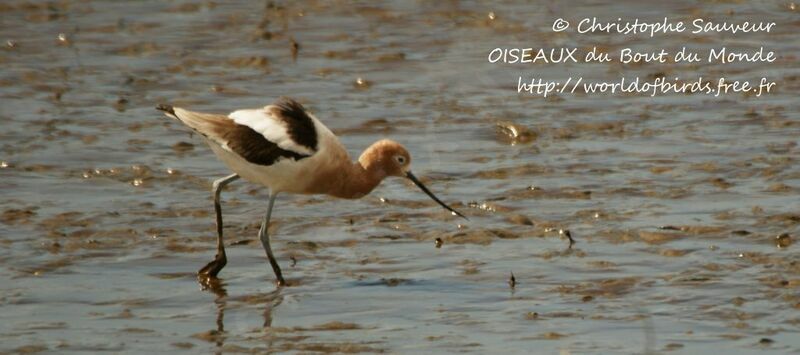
[156,104,176,118]
[156,104,230,141]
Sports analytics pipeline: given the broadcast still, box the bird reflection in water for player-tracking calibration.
[199,277,284,351]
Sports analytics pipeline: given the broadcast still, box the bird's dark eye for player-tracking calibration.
[395,156,406,164]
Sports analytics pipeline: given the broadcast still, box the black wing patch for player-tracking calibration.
[272,97,318,153]
[222,123,310,166]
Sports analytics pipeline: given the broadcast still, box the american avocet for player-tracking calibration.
[157,97,465,286]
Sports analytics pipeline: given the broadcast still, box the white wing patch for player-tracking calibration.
[228,108,316,156]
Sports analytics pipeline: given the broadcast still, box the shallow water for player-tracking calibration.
[1,1,799,353]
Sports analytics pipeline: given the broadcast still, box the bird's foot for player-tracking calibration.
[198,255,227,278]
[276,277,287,287]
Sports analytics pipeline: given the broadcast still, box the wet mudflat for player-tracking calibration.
[1,1,799,353]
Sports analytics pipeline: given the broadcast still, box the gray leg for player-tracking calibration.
[198,173,240,278]
[259,193,286,286]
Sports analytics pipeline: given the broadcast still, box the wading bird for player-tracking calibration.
[157,97,465,286]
